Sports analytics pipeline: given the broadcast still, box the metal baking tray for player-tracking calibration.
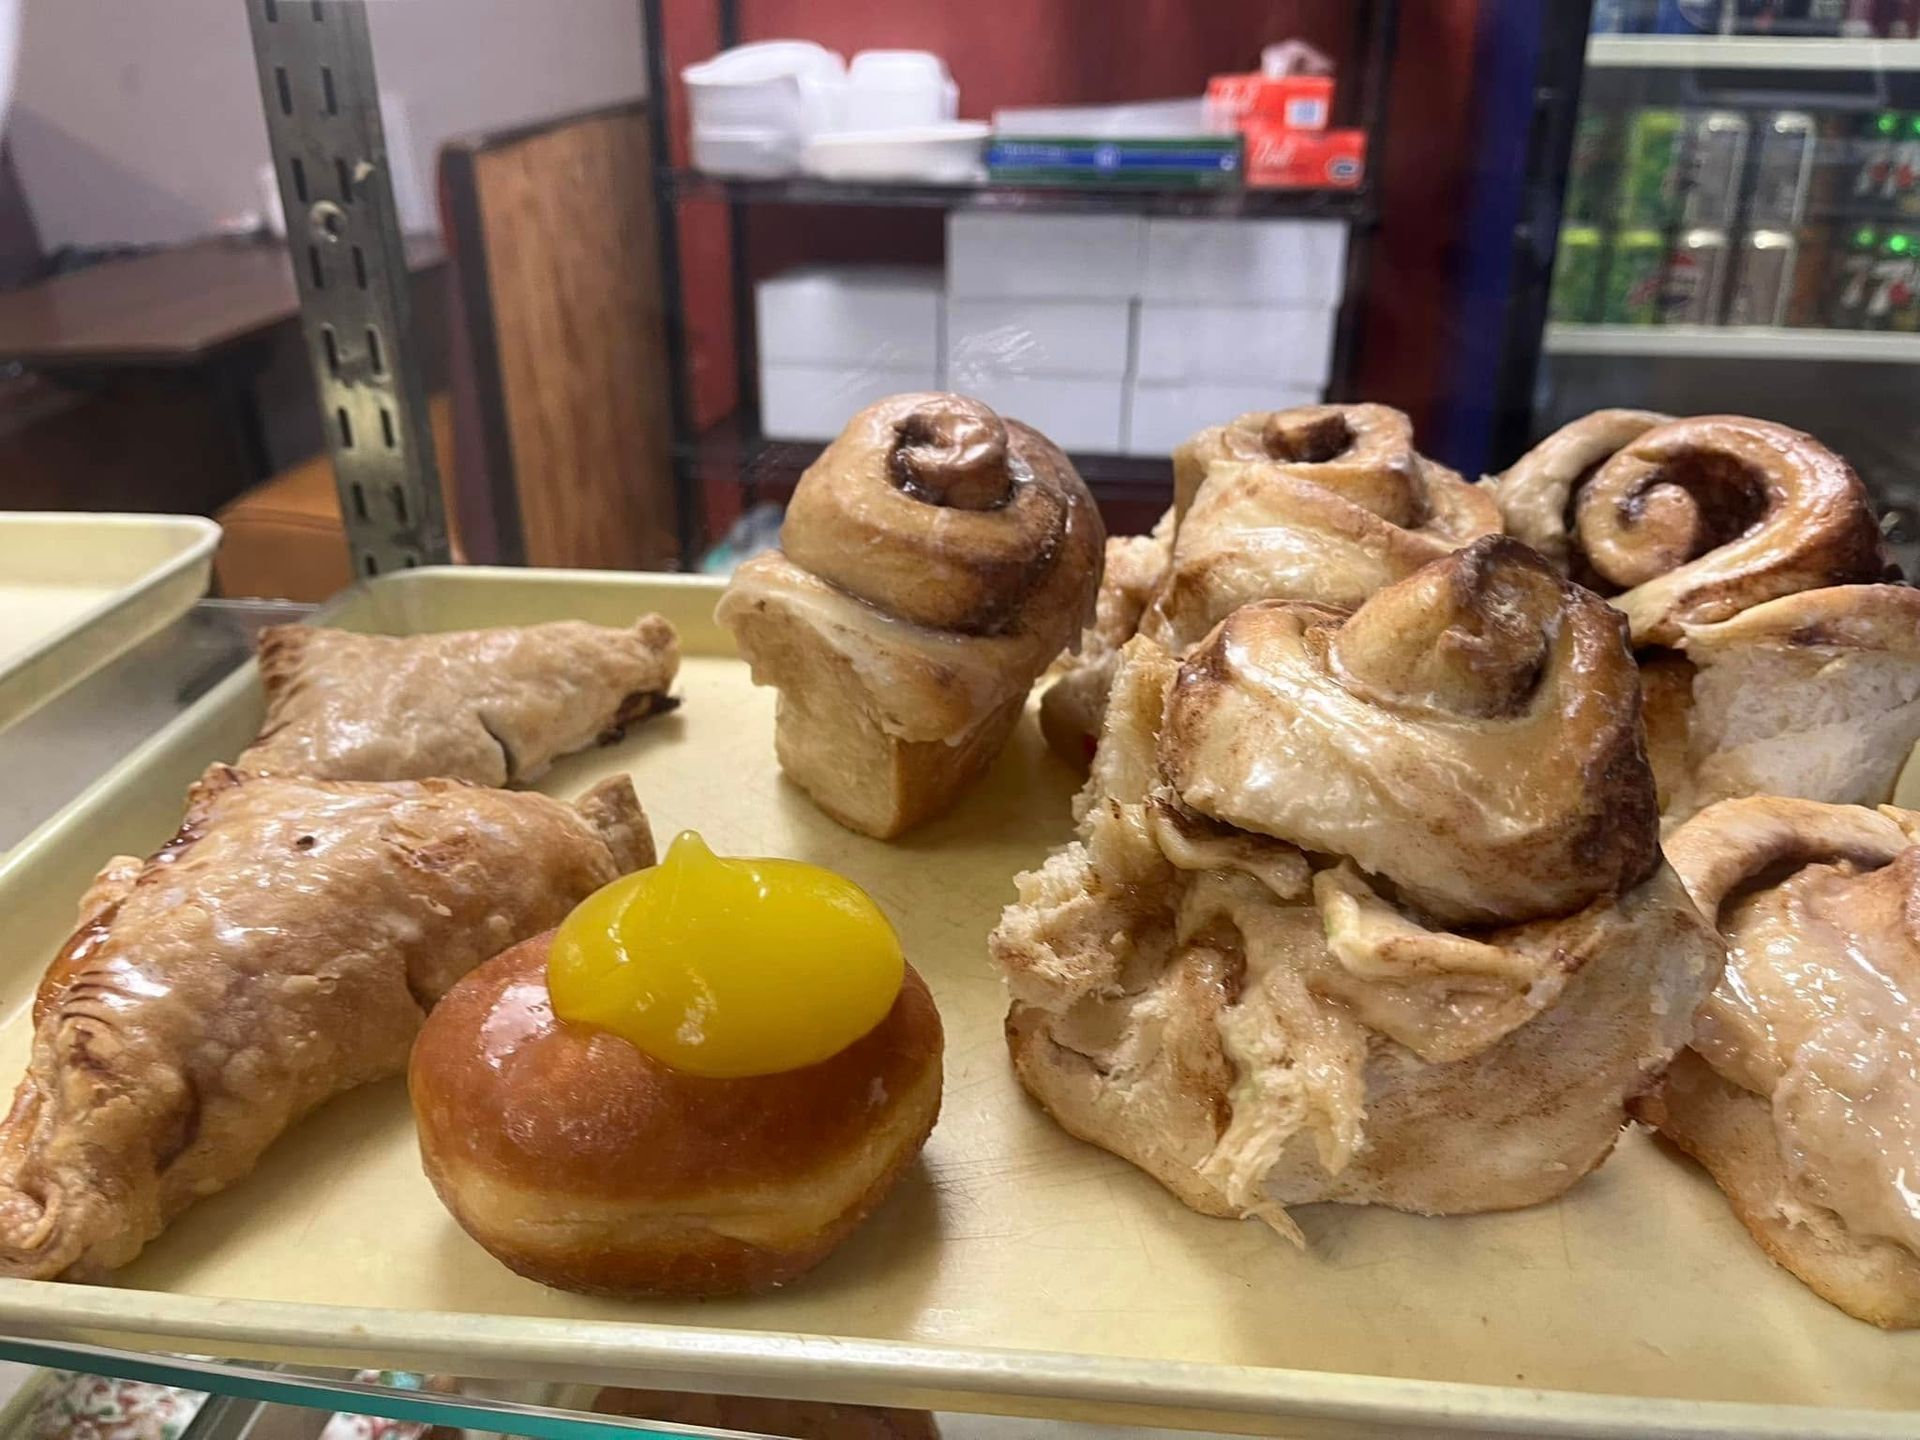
[0,512,221,732]
[0,566,1915,1440]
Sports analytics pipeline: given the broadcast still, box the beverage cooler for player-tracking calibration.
[1536,3,1920,571]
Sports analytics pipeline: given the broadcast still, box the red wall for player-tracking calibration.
[662,1,1485,534]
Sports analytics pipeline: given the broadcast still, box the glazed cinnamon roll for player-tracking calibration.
[717,393,1103,839]
[1491,413,1893,647]
[1637,797,1920,1327]
[1658,584,1920,824]
[1040,403,1497,767]
[994,537,1722,1237]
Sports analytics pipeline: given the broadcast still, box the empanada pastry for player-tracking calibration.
[1041,403,1498,769]
[717,393,1103,839]
[239,617,680,785]
[994,537,1723,1238]
[1637,797,1920,1327]
[0,765,653,1280]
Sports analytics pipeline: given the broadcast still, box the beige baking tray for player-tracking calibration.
[0,566,1916,1440]
[0,512,220,732]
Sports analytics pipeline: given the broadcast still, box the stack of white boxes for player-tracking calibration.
[757,266,944,442]
[944,214,1138,454]
[1127,217,1347,455]
[753,216,1348,455]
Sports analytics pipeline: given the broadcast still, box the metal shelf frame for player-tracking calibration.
[1587,34,1920,71]
[1546,322,1920,361]
[641,0,1402,561]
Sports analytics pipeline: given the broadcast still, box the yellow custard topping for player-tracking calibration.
[547,830,904,1078]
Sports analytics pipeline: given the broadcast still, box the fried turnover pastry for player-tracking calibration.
[1491,412,1892,648]
[1041,403,1497,768]
[239,617,680,786]
[717,393,1103,839]
[994,537,1723,1237]
[0,765,653,1280]
[1637,797,1920,1327]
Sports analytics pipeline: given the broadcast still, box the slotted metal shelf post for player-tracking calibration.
[244,0,449,578]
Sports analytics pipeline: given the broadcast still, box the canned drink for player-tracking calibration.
[1842,0,1877,34]
[1683,110,1750,228]
[1873,230,1919,330]
[1550,224,1607,323]
[1656,0,1727,28]
[1564,107,1619,223]
[1891,0,1920,38]
[1604,227,1667,323]
[1829,223,1882,326]
[1855,111,1904,203]
[1663,227,1731,324]
[1729,229,1798,325]
[1621,108,1688,226]
[1750,111,1816,226]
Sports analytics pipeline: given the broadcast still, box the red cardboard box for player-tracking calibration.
[1205,73,1333,132]
[1246,125,1366,189]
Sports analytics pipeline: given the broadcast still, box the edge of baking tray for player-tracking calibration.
[0,565,1912,1440]
[0,513,222,733]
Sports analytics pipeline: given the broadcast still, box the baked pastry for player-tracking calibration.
[412,938,940,1297]
[1490,411,1892,647]
[1637,796,1920,1327]
[239,617,680,785]
[1038,516,1175,770]
[593,1388,938,1440]
[716,393,1103,838]
[993,537,1723,1236]
[1040,403,1497,768]
[0,766,653,1280]
[1659,585,1920,823]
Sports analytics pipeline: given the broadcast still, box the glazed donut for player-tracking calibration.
[410,936,943,1298]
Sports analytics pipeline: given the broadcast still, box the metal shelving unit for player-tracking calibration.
[642,0,1401,563]
[1586,33,1920,70]
[1546,322,1920,360]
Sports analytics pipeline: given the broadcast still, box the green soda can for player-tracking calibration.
[1621,107,1687,227]
[1564,108,1618,223]
[1603,227,1666,324]
[1550,224,1606,322]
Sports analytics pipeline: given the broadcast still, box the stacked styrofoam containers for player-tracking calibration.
[1126,218,1348,456]
[943,214,1138,454]
[757,266,945,442]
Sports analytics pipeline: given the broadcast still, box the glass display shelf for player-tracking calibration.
[1586,34,1920,71]
[1545,322,1920,361]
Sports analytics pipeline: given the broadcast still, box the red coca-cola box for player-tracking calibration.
[1205,73,1334,132]
[1245,124,1366,189]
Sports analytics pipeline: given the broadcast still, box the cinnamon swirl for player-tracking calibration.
[717,393,1103,839]
[993,536,1722,1237]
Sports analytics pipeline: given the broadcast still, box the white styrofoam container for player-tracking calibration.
[756,266,945,370]
[1125,378,1322,457]
[761,362,939,442]
[960,370,1126,454]
[946,298,1133,381]
[1133,300,1338,388]
[1140,218,1348,304]
[946,213,1145,299]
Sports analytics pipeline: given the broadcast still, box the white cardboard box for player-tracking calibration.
[947,297,1133,381]
[1141,218,1348,304]
[961,370,1126,454]
[1126,378,1321,457]
[756,266,944,370]
[761,362,939,443]
[1133,300,1338,387]
[947,213,1145,299]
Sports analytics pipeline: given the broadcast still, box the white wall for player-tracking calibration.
[7,0,647,249]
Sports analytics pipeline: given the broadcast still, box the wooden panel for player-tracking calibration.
[467,110,678,571]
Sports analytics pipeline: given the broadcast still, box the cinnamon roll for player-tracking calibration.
[1636,797,1920,1327]
[1491,412,1893,647]
[1659,584,1920,824]
[993,537,1723,1237]
[717,393,1103,839]
[1039,403,1497,767]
